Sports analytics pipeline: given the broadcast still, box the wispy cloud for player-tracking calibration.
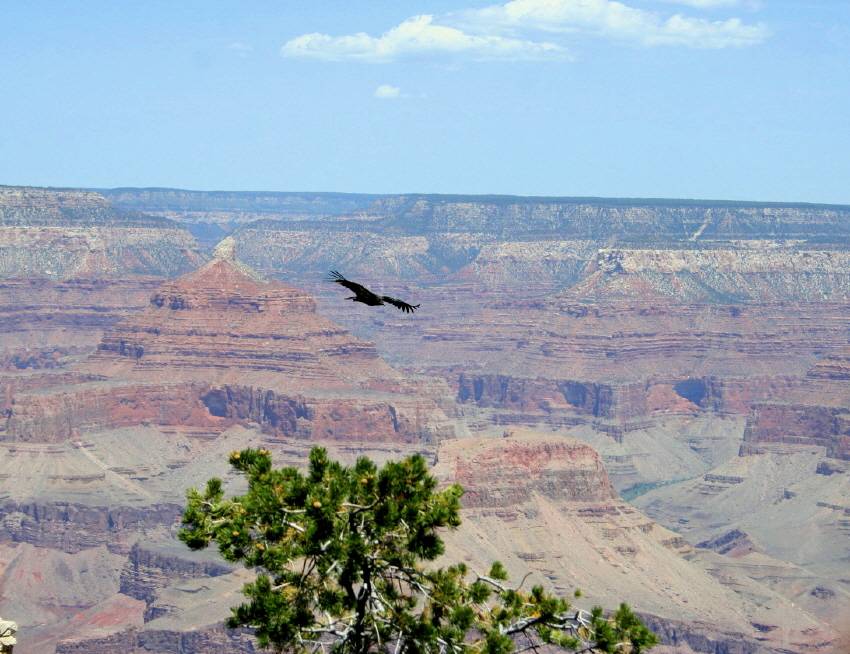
[464,0,769,48]
[281,14,565,62]
[374,84,402,99]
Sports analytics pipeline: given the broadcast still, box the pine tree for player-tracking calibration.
[180,447,658,654]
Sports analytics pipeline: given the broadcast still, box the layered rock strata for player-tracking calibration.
[119,540,233,619]
[87,244,401,392]
[0,186,203,280]
[742,404,850,460]
[0,501,183,553]
[55,624,258,654]
[52,432,837,654]
[434,433,834,654]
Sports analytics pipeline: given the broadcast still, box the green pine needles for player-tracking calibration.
[180,447,658,654]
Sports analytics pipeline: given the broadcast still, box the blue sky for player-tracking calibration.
[2,1,849,203]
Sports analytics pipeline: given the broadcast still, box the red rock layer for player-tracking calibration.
[90,257,399,391]
[415,300,850,383]
[199,385,445,444]
[432,432,833,653]
[436,431,616,507]
[2,382,445,446]
[0,277,161,370]
[742,403,850,460]
[1,383,224,443]
[453,372,809,423]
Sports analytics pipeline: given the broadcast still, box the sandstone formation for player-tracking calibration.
[0,277,161,371]
[695,529,758,557]
[89,244,399,392]
[1,186,135,225]
[1,240,452,447]
[742,403,850,461]
[119,539,233,619]
[0,236,460,652]
[49,432,838,654]
[439,432,615,507]
[0,501,184,554]
[102,187,379,225]
[4,186,850,652]
[0,187,203,376]
[636,448,850,624]
[434,433,835,654]
[0,186,201,280]
[54,624,258,654]
[808,349,850,381]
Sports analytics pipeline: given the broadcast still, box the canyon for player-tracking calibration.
[1,186,849,652]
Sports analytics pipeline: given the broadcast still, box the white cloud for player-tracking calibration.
[281,0,767,64]
[281,14,565,62]
[375,84,401,99]
[463,0,769,48]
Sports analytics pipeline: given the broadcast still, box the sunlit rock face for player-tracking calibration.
[0,186,203,280]
[432,432,836,654]
[4,188,850,652]
[92,255,388,389]
[0,186,203,372]
[437,431,616,507]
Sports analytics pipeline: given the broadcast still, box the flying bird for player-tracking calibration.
[326,270,420,313]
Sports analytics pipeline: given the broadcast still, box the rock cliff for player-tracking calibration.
[0,277,160,370]
[0,186,202,279]
[440,432,616,507]
[4,186,850,652]
[119,540,232,618]
[89,242,399,392]
[742,403,850,460]
[434,432,834,654]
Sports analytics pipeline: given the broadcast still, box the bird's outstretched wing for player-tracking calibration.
[381,296,420,314]
[327,270,371,295]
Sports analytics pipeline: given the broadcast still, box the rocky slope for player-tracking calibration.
[635,449,850,624]
[434,433,836,653]
[119,539,233,619]
[0,241,459,652]
[4,186,850,652]
[0,187,203,373]
[51,432,837,654]
[742,403,850,460]
[0,187,202,280]
[88,239,398,391]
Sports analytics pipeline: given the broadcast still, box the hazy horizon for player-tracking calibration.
[4,183,850,210]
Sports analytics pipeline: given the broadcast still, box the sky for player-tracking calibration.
[1,1,849,203]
